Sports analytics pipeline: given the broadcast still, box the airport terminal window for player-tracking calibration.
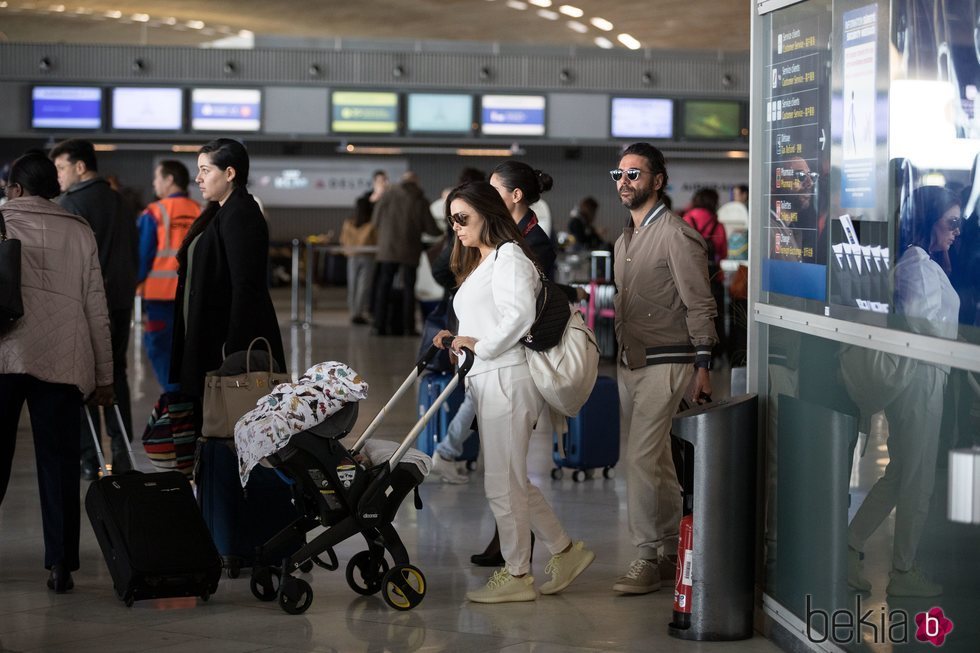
[757,0,980,346]
[762,323,979,651]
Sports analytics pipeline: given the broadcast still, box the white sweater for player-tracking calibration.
[453,242,541,376]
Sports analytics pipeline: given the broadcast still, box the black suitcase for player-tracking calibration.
[84,406,222,606]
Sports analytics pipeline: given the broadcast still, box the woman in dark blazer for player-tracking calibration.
[170,138,285,398]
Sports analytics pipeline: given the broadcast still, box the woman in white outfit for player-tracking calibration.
[434,181,594,603]
[847,185,960,597]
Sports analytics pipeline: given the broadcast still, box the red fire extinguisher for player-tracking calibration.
[672,513,694,629]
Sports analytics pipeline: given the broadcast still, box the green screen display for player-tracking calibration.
[683,100,741,138]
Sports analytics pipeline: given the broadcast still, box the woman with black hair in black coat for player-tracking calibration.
[170,138,285,399]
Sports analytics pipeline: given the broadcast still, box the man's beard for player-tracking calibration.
[621,184,653,210]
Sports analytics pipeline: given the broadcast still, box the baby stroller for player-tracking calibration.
[247,341,473,615]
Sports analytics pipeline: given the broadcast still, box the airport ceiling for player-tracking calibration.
[0,0,751,52]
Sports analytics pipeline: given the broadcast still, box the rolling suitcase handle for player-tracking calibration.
[84,404,139,475]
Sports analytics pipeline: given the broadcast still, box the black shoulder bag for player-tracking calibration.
[496,241,570,352]
[0,208,24,327]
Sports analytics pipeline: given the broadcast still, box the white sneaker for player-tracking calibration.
[466,569,537,603]
[612,559,661,594]
[431,454,469,484]
[540,541,595,595]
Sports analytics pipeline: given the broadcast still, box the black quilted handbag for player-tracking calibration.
[521,272,571,351]
[0,209,24,327]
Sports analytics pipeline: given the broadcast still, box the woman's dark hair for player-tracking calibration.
[176,139,250,270]
[446,181,539,284]
[8,151,61,199]
[578,196,598,222]
[621,142,669,191]
[353,196,373,227]
[491,160,553,206]
[900,185,960,272]
[199,138,249,188]
[690,188,720,212]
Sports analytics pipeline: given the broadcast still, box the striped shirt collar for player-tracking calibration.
[627,200,667,229]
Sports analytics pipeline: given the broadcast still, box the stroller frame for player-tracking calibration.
[248,343,473,614]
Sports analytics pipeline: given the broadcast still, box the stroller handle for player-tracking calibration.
[351,345,475,456]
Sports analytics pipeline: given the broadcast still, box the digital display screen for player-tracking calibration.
[610,97,674,138]
[480,95,546,136]
[407,93,473,133]
[32,86,102,129]
[191,88,261,132]
[112,87,183,130]
[683,100,742,139]
[331,91,399,133]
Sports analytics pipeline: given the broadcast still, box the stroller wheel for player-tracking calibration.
[346,550,390,595]
[382,564,426,611]
[278,576,313,615]
[250,566,281,602]
[299,560,314,573]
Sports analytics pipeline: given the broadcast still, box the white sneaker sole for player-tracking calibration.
[612,580,661,594]
[465,588,538,603]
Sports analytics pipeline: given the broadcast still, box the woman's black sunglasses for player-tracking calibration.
[449,212,469,227]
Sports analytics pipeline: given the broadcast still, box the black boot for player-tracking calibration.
[470,528,535,566]
[47,564,74,594]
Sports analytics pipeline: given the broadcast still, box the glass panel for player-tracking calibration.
[763,323,979,651]
[755,0,980,346]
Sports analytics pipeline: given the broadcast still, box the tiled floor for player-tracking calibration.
[0,288,777,653]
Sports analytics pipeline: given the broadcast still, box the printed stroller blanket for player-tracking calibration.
[234,362,369,486]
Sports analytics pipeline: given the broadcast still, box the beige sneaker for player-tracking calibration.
[431,453,469,484]
[540,541,595,595]
[613,559,660,594]
[466,569,537,603]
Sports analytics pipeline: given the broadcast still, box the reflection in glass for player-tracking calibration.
[845,187,960,598]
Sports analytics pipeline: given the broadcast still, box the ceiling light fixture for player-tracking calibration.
[590,17,613,31]
[528,0,551,6]
[186,20,205,29]
[558,5,583,18]
[105,10,122,19]
[537,9,558,20]
[617,33,641,49]
[594,36,613,49]
[566,20,587,34]
[505,0,527,9]
[132,13,149,22]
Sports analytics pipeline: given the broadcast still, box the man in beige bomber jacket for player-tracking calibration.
[610,143,718,595]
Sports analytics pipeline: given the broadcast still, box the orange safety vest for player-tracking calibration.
[143,195,201,301]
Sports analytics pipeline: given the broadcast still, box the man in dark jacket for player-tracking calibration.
[372,172,440,336]
[51,139,138,478]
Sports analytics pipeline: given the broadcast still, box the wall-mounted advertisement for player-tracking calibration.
[407,93,473,134]
[331,91,399,134]
[32,86,102,129]
[480,95,546,136]
[610,97,673,139]
[191,88,261,132]
[249,158,409,208]
[112,87,183,131]
[839,4,877,209]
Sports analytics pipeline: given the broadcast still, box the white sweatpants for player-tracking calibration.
[468,363,571,576]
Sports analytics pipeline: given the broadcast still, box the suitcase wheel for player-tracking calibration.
[382,564,426,611]
[603,466,615,479]
[550,467,563,481]
[346,550,390,595]
[250,566,281,602]
[573,470,587,483]
[278,575,313,615]
[299,560,314,573]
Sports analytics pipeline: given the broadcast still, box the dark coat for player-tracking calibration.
[518,210,556,277]
[57,177,137,313]
[170,188,285,397]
